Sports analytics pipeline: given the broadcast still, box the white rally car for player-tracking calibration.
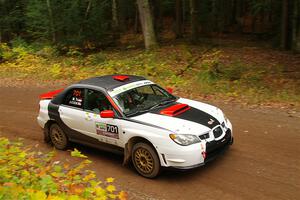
[37,75,233,178]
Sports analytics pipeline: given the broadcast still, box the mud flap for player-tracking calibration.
[43,122,51,143]
[122,142,132,166]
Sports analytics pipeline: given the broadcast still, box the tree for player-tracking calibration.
[175,0,183,38]
[190,0,198,41]
[136,0,158,49]
[46,0,56,43]
[281,0,289,49]
[292,0,300,52]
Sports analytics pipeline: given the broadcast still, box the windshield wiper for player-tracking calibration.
[149,98,176,110]
[127,98,176,117]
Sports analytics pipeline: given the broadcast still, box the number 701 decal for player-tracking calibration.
[95,122,119,139]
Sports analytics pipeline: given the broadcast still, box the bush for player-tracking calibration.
[0,137,127,200]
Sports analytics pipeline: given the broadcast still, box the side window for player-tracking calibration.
[63,88,85,109]
[152,85,165,96]
[84,89,113,113]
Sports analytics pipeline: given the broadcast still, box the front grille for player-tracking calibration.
[199,132,209,140]
[205,129,232,162]
[213,126,223,138]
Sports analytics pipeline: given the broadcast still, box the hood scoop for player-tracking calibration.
[160,104,190,117]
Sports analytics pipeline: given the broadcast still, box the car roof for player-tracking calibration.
[77,75,147,91]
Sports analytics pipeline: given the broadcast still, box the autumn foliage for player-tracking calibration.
[0,137,127,200]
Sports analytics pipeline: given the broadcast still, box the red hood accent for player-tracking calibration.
[160,104,190,117]
[40,88,64,100]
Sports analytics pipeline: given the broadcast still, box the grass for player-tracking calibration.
[0,41,299,106]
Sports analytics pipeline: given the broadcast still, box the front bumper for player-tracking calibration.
[162,129,233,169]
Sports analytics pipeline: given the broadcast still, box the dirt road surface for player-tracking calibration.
[0,85,299,200]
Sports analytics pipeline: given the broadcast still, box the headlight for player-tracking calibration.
[169,134,200,146]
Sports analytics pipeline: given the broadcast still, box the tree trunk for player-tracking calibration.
[292,0,300,52]
[118,0,126,31]
[190,0,198,41]
[136,0,158,49]
[175,0,183,38]
[153,0,163,33]
[112,0,119,29]
[112,0,120,40]
[46,0,56,43]
[281,0,289,49]
[134,3,140,33]
[79,0,92,37]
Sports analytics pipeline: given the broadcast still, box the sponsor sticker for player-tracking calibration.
[108,80,153,97]
[69,90,83,106]
[95,122,119,139]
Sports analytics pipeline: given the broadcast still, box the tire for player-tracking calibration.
[49,123,69,150]
[132,142,160,178]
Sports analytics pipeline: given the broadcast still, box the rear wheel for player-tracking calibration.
[49,123,68,150]
[132,143,160,178]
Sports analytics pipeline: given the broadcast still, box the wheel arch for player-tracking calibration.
[123,136,161,166]
[43,120,57,143]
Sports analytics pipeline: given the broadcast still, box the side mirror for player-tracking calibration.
[166,87,173,94]
[100,110,115,118]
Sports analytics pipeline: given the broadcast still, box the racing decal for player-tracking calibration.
[85,112,92,121]
[172,107,220,129]
[69,89,83,106]
[108,80,153,97]
[95,122,119,139]
[207,118,215,125]
[152,105,220,129]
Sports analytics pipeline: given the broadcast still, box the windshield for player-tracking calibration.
[113,84,177,117]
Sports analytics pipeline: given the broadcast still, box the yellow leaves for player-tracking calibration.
[106,185,116,193]
[63,163,70,170]
[71,148,88,158]
[0,137,126,200]
[95,187,107,196]
[3,182,15,187]
[70,184,85,195]
[106,177,115,183]
[47,195,65,200]
[119,191,128,200]
[83,172,96,182]
[51,172,62,178]
[50,64,62,78]
[30,190,47,200]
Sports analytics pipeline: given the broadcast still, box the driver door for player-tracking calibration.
[83,89,123,147]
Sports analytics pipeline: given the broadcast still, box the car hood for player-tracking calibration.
[130,98,224,135]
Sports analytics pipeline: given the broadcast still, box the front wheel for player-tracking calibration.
[49,123,69,150]
[132,143,160,178]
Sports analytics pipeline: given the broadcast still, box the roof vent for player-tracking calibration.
[113,75,129,82]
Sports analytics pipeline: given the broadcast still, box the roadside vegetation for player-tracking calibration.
[0,38,299,106]
[0,136,127,200]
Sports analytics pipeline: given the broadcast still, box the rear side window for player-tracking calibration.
[63,88,85,109]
